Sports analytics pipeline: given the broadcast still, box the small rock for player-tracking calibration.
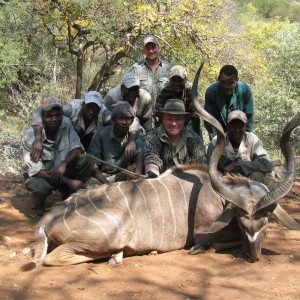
[2,236,12,244]
[22,247,31,255]
[9,251,16,258]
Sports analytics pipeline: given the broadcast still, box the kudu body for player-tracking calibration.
[28,65,300,267]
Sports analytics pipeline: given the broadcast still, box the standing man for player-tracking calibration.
[129,35,173,106]
[23,97,97,216]
[88,101,144,183]
[207,110,273,182]
[144,99,207,177]
[204,65,254,140]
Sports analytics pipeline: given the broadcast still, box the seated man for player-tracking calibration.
[207,110,273,182]
[88,101,144,183]
[144,99,207,177]
[155,65,203,140]
[30,91,111,161]
[105,72,151,159]
[23,97,97,216]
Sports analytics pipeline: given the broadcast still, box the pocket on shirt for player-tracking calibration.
[139,77,149,91]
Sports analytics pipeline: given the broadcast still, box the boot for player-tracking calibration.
[31,194,46,216]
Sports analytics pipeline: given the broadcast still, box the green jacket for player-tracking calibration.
[204,81,254,140]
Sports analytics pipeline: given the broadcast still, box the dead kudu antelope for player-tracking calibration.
[25,67,300,269]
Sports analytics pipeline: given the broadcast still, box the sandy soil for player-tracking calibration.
[0,176,299,300]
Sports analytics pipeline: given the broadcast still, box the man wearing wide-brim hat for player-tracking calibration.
[144,99,207,177]
[155,65,204,141]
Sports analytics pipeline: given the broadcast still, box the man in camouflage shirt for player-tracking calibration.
[155,65,203,140]
[144,99,207,176]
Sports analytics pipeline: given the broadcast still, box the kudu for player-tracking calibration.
[190,63,300,262]
[25,65,299,268]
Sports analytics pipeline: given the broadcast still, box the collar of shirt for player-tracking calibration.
[41,116,68,143]
[109,125,128,147]
[225,132,249,159]
[144,57,162,69]
[159,125,194,155]
[77,110,97,135]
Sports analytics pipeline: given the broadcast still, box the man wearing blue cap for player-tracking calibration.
[30,91,111,161]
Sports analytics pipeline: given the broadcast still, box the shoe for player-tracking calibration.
[31,195,46,216]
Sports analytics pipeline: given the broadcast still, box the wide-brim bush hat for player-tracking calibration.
[155,99,193,119]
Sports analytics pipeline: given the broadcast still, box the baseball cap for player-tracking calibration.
[169,65,187,80]
[143,35,159,46]
[111,101,135,118]
[227,110,247,124]
[122,72,140,89]
[41,96,62,111]
[84,91,103,108]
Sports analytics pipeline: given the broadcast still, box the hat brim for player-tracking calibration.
[84,99,101,108]
[169,74,186,80]
[43,104,62,112]
[228,117,247,124]
[155,110,193,118]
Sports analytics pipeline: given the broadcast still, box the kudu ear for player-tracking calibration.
[204,204,236,233]
[272,203,300,230]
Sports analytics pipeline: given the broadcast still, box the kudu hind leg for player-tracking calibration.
[108,250,124,265]
[44,243,103,266]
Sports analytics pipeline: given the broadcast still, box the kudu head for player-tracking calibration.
[192,63,300,262]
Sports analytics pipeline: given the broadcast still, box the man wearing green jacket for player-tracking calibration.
[204,65,254,140]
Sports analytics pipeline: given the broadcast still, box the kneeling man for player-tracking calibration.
[23,97,96,215]
[207,110,273,182]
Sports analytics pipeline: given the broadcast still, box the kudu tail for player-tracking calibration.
[21,225,48,271]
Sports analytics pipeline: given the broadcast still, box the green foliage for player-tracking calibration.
[0,0,299,163]
[253,23,300,155]
[236,0,300,21]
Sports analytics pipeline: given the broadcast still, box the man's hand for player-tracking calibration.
[64,178,86,192]
[50,161,67,186]
[30,139,44,162]
[125,140,136,159]
[223,160,239,173]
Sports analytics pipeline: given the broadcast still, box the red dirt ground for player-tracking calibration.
[0,176,299,299]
